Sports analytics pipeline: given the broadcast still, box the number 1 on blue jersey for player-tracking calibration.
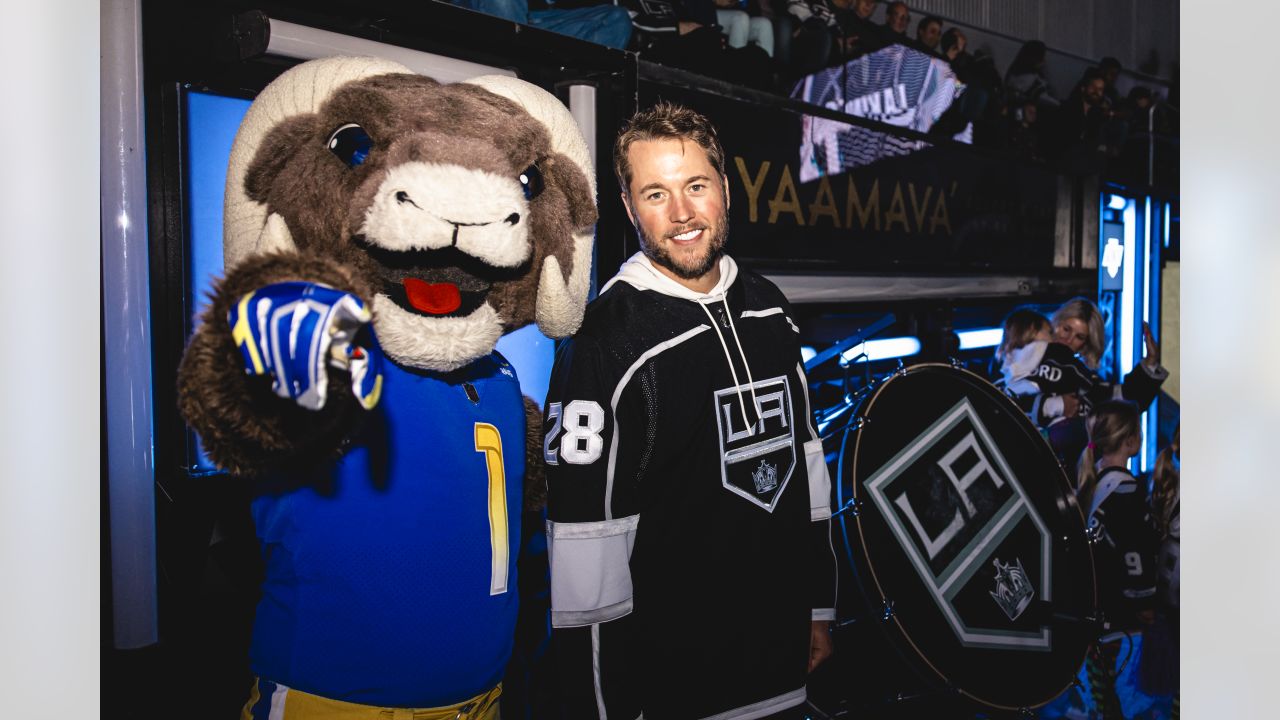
[474,423,510,595]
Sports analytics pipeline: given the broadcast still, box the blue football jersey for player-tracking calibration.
[248,352,526,707]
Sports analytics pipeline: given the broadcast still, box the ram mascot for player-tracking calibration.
[176,56,596,718]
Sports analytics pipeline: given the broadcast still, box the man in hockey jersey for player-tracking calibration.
[541,102,837,719]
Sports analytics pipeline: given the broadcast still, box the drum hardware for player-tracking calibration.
[831,497,862,519]
[802,312,897,374]
[1084,520,1104,544]
[819,412,868,442]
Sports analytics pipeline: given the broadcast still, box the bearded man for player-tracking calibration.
[540,101,837,719]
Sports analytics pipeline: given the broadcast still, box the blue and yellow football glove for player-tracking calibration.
[228,282,383,411]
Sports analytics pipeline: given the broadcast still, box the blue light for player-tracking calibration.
[1121,198,1137,379]
[1164,202,1171,248]
[957,327,1003,350]
[1144,198,1152,325]
[840,336,921,364]
[1108,194,1128,210]
[801,346,817,364]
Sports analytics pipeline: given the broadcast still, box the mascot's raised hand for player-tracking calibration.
[228,281,383,411]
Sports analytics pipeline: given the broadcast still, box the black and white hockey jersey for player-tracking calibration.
[1087,467,1159,632]
[542,253,837,720]
[998,340,1168,427]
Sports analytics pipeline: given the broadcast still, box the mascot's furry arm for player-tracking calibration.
[177,251,374,476]
[176,57,597,478]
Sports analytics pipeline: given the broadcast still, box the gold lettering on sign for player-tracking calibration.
[808,176,840,227]
[846,177,881,230]
[930,191,952,235]
[768,165,806,226]
[908,183,933,231]
[884,182,909,233]
[734,156,770,223]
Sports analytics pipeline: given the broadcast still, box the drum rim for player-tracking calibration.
[843,362,1097,711]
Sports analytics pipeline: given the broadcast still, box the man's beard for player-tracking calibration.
[638,213,729,281]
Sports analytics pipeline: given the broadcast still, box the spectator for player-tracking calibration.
[1009,99,1044,161]
[453,0,633,49]
[939,27,965,62]
[714,0,775,57]
[784,0,840,75]
[626,0,775,89]
[832,0,889,58]
[1099,55,1123,108]
[1076,400,1159,720]
[1052,67,1124,169]
[915,15,942,53]
[1004,39,1059,109]
[883,1,909,37]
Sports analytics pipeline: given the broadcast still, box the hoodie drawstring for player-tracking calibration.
[697,295,759,434]
[721,296,760,415]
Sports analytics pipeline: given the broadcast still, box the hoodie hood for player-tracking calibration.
[600,252,739,300]
[1001,339,1048,386]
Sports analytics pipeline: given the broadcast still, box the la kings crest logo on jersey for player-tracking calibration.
[714,376,795,512]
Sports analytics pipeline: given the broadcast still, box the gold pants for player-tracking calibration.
[240,679,501,720]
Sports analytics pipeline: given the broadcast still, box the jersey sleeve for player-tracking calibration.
[1119,362,1168,409]
[787,313,838,620]
[543,334,644,720]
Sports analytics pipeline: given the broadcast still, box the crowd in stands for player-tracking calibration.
[452,0,1176,178]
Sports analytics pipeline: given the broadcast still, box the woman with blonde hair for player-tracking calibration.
[1044,296,1167,468]
[1050,296,1108,369]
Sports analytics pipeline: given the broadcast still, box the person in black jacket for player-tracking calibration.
[1076,400,1158,719]
[542,101,836,719]
[994,306,1166,470]
[1051,297,1167,467]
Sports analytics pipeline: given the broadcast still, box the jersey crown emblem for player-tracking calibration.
[752,459,779,494]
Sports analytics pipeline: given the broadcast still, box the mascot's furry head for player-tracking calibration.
[178,56,597,475]
[224,56,596,371]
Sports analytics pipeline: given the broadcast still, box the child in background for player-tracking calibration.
[1077,400,1159,720]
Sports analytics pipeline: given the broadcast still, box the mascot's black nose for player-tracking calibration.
[504,213,520,225]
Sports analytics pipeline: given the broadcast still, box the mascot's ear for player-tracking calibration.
[463,74,597,340]
[224,55,414,269]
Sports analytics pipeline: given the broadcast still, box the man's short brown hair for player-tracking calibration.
[613,101,726,195]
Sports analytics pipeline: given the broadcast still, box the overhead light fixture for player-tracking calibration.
[957,327,1003,350]
[840,336,921,364]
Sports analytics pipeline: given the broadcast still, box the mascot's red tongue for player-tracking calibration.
[403,278,462,315]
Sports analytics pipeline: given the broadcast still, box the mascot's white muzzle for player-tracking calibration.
[359,161,531,267]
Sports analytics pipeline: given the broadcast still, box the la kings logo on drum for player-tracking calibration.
[714,376,795,512]
[863,397,1053,650]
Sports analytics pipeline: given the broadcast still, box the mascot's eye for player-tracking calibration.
[519,164,544,201]
[327,123,374,168]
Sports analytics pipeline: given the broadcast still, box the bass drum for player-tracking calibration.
[812,364,1097,715]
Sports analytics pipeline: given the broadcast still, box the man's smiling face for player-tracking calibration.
[622,137,729,287]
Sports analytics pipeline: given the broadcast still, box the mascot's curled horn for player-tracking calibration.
[176,56,596,714]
